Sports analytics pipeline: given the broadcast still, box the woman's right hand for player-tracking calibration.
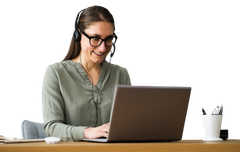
[84,123,109,139]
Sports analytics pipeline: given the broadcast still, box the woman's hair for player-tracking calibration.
[62,5,115,61]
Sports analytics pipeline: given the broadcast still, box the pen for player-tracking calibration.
[202,108,206,115]
[212,109,214,115]
[212,109,218,115]
[218,105,223,115]
[216,106,219,113]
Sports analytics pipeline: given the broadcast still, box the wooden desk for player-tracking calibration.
[0,140,240,152]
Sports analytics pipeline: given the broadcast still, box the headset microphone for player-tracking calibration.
[74,8,116,127]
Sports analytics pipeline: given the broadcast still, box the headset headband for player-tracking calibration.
[74,6,118,37]
[75,9,85,30]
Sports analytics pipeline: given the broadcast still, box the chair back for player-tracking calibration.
[21,120,48,139]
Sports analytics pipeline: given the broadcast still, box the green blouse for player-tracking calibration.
[42,60,131,141]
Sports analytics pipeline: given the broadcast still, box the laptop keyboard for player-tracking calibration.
[97,137,107,139]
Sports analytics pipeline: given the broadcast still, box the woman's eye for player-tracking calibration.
[93,37,100,41]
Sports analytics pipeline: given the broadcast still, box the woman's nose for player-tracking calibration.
[98,41,107,52]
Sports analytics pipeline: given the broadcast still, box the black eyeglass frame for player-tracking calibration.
[80,30,118,47]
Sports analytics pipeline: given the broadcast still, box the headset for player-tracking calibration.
[72,8,116,127]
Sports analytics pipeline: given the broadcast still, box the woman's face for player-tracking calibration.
[80,21,114,64]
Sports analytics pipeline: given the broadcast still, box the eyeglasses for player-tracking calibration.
[81,30,117,47]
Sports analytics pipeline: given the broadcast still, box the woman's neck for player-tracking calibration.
[72,54,101,73]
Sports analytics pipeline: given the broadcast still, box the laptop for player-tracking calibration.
[83,85,191,142]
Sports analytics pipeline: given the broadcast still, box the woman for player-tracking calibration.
[42,6,131,142]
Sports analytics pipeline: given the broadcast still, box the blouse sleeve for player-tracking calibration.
[42,65,87,141]
[125,68,131,85]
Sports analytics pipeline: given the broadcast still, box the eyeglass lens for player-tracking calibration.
[90,36,116,47]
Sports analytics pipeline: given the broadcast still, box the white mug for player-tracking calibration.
[202,115,223,141]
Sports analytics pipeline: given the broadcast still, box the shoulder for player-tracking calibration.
[107,62,129,74]
[106,61,131,85]
[44,60,75,77]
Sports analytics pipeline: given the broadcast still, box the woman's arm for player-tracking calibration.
[42,65,87,141]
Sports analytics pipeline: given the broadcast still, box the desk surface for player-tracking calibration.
[0,140,240,152]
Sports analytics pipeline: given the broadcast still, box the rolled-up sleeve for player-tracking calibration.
[42,65,87,141]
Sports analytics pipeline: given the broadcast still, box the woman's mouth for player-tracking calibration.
[93,51,105,56]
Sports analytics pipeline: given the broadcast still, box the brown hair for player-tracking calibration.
[62,6,115,61]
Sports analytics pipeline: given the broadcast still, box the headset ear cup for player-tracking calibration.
[73,30,81,42]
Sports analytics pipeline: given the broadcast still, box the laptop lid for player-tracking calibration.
[83,85,191,142]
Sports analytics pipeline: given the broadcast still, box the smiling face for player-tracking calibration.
[80,21,114,64]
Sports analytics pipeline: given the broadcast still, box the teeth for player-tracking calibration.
[94,51,104,55]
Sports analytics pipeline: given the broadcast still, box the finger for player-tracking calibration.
[101,127,109,133]
[102,123,109,127]
[102,128,109,133]
[102,132,108,138]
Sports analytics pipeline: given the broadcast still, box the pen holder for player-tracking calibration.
[202,115,223,141]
